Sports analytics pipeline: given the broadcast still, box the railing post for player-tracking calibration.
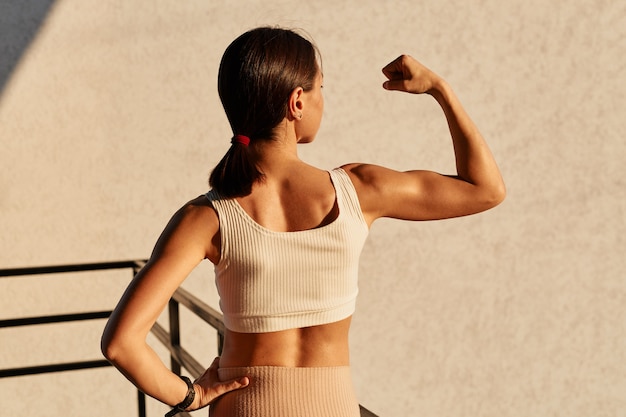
[138,390,146,417]
[217,332,224,355]
[132,261,144,278]
[168,298,181,374]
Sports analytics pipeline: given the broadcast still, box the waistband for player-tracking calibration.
[218,365,352,379]
[211,365,359,417]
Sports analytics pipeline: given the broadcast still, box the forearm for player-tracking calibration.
[104,339,190,408]
[429,79,504,194]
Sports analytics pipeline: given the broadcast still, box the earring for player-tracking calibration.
[297,112,303,119]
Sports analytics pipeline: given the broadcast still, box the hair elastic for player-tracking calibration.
[232,135,250,146]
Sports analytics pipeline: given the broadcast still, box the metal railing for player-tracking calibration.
[0,261,378,417]
[0,260,143,378]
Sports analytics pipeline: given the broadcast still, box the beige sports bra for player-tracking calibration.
[206,168,369,333]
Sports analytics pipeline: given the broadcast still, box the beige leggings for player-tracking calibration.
[209,366,360,417]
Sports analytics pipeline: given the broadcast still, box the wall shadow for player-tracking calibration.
[0,0,57,95]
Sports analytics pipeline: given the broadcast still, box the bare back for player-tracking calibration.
[234,163,339,233]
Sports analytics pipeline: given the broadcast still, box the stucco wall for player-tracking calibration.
[1,1,624,416]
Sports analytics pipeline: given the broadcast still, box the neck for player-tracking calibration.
[250,120,301,169]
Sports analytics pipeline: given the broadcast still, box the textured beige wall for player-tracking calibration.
[1,1,625,416]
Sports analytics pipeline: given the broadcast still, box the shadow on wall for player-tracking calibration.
[0,0,56,95]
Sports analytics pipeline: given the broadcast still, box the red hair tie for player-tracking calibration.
[232,135,250,146]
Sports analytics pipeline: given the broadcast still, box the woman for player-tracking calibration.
[101,26,505,417]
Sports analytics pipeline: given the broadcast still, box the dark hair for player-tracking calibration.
[209,27,320,197]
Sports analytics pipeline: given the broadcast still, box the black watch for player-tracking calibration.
[165,375,196,417]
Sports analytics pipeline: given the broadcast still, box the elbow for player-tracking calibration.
[493,180,507,204]
[100,332,118,362]
[472,179,506,212]
[485,180,506,209]
[101,327,128,363]
[498,177,507,202]
[101,324,146,366]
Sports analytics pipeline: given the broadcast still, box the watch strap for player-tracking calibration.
[164,375,195,417]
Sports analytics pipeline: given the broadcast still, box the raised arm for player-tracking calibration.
[344,55,505,225]
[101,197,247,412]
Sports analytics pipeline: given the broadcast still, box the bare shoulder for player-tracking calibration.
[175,195,219,229]
[340,162,407,196]
[186,194,218,213]
[340,163,396,225]
[154,195,221,265]
[341,163,392,187]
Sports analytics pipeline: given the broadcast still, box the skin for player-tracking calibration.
[101,54,505,412]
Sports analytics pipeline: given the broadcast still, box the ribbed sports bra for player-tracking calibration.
[205,168,369,333]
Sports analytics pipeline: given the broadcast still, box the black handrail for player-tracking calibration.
[0,261,379,417]
[0,260,145,277]
[0,311,112,328]
[0,260,146,415]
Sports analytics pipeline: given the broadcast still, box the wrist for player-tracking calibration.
[428,78,452,102]
[165,375,196,417]
[187,384,202,411]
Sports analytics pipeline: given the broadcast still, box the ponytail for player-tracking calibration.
[209,136,263,198]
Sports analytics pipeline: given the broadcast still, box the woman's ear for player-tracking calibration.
[288,87,304,120]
